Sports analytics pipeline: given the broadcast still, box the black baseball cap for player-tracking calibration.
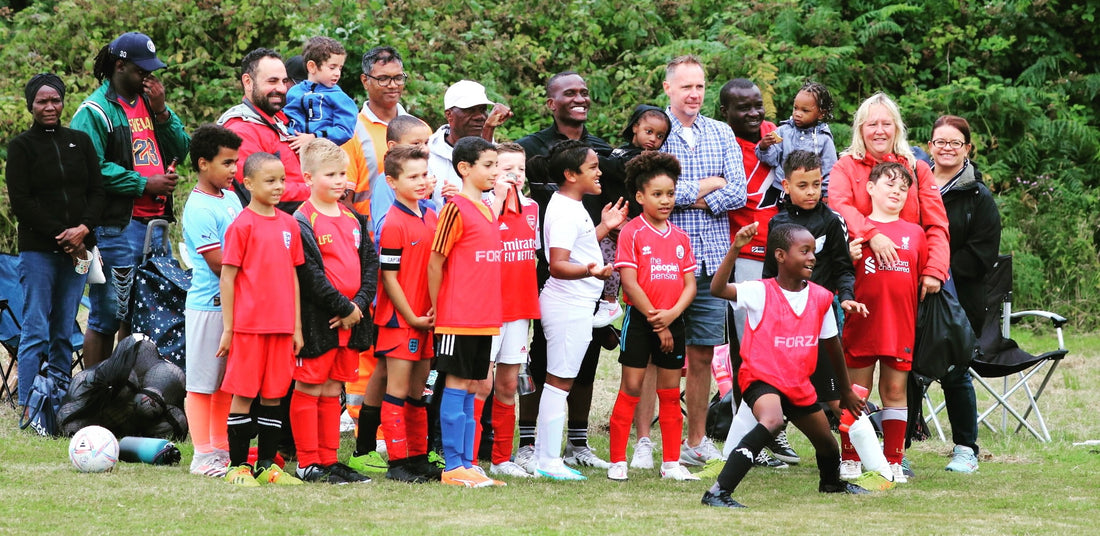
[109,32,167,72]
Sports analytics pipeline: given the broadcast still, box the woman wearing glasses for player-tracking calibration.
[927,115,1000,474]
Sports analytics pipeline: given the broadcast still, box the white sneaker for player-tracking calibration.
[945,445,979,473]
[490,461,533,478]
[840,459,863,480]
[536,459,587,481]
[339,410,356,433]
[376,439,388,456]
[592,299,624,328]
[630,437,655,469]
[514,445,537,474]
[679,437,725,466]
[190,451,229,478]
[607,461,629,481]
[661,461,701,481]
[890,463,909,484]
[563,445,612,469]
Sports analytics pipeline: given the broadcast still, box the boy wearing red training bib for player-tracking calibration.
[702,222,868,508]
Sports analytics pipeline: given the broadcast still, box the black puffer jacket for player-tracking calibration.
[763,199,856,303]
[937,160,1001,331]
[294,208,379,358]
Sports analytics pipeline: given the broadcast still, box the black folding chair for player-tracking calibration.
[924,255,1068,442]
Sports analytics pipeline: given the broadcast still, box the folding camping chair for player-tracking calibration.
[924,255,1068,442]
[0,253,88,407]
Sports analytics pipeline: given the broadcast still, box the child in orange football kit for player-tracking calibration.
[427,136,505,487]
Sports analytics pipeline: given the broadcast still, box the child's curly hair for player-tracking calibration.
[625,150,680,196]
[799,80,835,122]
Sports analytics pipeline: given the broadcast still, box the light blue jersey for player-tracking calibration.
[182,187,242,311]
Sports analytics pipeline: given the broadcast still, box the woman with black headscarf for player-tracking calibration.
[6,73,104,416]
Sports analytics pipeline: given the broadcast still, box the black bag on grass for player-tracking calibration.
[913,288,979,382]
[706,391,733,440]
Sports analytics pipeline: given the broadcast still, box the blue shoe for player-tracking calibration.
[945,445,978,473]
[537,459,587,481]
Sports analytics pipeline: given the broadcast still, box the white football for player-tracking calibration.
[69,426,119,473]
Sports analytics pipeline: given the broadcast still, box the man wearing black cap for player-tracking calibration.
[71,31,190,367]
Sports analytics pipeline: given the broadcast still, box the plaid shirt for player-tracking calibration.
[661,109,747,276]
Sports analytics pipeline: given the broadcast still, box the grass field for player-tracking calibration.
[1,330,1097,535]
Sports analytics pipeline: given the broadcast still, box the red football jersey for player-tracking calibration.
[298,200,363,299]
[843,218,927,361]
[375,201,438,328]
[614,216,697,311]
[498,197,540,321]
[222,207,304,334]
[739,278,835,405]
[433,195,502,332]
[728,121,779,260]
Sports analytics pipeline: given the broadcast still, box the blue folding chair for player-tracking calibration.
[0,253,88,407]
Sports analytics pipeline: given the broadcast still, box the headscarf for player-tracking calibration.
[25,73,66,111]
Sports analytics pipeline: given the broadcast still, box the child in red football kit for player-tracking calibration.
[702,222,868,508]
[484,142,541,478]
[374,144,440,483]
[217,152,305,486]
[428,136,505,488]
[290,139,377,484]
[839,161,927,484]
[608,151,697,482]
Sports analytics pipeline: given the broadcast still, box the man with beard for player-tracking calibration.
[512,71,615,473]
[71,31,190,366]
[428,80,512,205]
[218,48,310,211]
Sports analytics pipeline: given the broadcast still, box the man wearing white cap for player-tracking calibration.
[427,80,512,205]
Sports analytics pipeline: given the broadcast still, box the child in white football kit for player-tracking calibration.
[531,140,626,480]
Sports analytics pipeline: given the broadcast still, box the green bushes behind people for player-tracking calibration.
[1,0,1098,326]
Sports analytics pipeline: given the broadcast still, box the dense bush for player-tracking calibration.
[2,0,1098,326]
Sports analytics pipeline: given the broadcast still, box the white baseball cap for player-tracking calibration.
[444,80,493,110]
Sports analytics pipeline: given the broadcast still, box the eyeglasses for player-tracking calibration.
[365,73,408,87]
[931,139,967,149]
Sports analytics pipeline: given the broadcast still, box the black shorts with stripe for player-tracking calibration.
[435,333,492,380]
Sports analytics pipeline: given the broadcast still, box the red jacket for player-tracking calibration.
[218,101,309,204]
[827,153,950,282]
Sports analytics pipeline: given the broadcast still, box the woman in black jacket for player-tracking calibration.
[928,114,1001,474]
[5,73,104,413]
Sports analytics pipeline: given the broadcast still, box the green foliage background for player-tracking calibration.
[1,0,1098,326]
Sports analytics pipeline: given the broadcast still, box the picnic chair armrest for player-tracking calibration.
[1010,310,1068,329]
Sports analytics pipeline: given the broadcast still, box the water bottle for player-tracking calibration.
[838,383,871,433]
[118,436,182,465]
[517,362,536,396]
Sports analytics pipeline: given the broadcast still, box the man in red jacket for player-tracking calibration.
[217,47,310,212]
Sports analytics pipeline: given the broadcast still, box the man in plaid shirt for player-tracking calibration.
[659,55,747,466]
